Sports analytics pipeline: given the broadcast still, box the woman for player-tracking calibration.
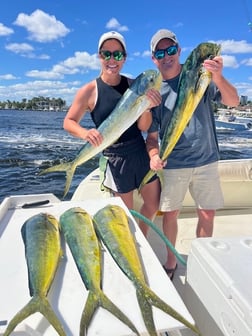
[64,31,161,224]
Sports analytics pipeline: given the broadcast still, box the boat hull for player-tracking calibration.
[72,159,252,209]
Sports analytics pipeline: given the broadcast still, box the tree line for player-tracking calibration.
[0,96,67,111]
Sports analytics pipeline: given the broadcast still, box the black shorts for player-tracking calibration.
[102,137,157,193]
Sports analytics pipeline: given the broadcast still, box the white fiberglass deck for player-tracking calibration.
[0,194,194,336]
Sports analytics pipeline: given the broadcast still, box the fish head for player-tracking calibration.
[192,42,221,68]
[181,42,221,85]
[130,69,162,95]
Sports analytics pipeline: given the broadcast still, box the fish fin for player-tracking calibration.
[138,169,156,192]
[3,298,38,336]
[39,297,67,336]
[39,161,72,175]
[3,297,66,336]
[80,291,100,335]
[100,291,140,336]
[143,286,201,335]
[80,290,140,336]
[39,161,76,199]
[136,288,158,336]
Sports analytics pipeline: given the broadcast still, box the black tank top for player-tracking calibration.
[91,75,142,145]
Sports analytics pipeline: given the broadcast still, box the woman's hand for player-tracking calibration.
[146,89,162,109]
[150,153,166,171]
[83,128,103,146]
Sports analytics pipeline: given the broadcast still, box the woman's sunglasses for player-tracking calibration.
[99,50,126,61]
[153,45,178,60]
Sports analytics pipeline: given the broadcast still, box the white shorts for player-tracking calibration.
[159,162,224,211]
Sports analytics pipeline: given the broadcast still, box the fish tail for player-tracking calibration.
[3,297,66,336]
[80,290,140,336]
[144,285,201,335]
[100,291,140,336]
[39,161,76,198]
[79,291,100,336]
[39,161,71,175]
[138,169,155,191]
[39,297,67,336]
[63,163,77,198]
[136,288,158,336]
[3,298,37,336]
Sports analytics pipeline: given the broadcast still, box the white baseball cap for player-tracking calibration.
[98,31,126,51]
[150,29,179,52]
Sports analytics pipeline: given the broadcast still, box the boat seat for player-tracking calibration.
[219,159,252,181]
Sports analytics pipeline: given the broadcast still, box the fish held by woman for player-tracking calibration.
[140,42,221,189]
[3,213,66,336]
[59,207,140,336]
[40,69,162,199]
[93,204,201,336]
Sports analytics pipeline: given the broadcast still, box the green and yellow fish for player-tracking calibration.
[4,213,66,336]
[40,69,162,198]
[93,204,201,336]
[140,42,221,188]
[59,207,140,336]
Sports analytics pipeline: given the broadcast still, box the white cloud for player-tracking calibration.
[26,51,100,80]
[216,40,252,54]
[0,23,14,36]
[241,58,252,66]
[222,55,239,68]
[105,18,129,32]
[0,74,17,80]
[0,80,80,104]
[14,9,70,42]
[5,42,34,53]
[5,42,50,59]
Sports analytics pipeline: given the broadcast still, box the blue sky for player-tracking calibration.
[0,0,252,106]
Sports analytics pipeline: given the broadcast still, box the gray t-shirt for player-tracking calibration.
[148,75,221,169]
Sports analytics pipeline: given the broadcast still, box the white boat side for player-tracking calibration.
[72,158,252,208]
[72,158,252,336]
[1,159,251,336]
[0,195,195,336]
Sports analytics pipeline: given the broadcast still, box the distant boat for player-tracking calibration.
[215,112,252,132]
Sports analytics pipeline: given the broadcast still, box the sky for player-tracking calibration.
[0,0,252,107]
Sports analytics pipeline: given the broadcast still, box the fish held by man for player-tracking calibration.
[40,69,162,198]
[93,204,201,336]
[59,207,140,336]
[140,42,221,188]
[3,213,66,336]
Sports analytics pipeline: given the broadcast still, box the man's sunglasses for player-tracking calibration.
[99,50,126,61]
[153,45,178,60]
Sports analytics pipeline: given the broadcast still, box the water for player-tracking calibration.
[1,109,252,204]
[0,109,98,203]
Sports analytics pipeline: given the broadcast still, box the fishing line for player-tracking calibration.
[130,209,187,267]
[241,0,252,30]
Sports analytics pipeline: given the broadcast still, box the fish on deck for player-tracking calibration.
[59,207,140,336]
[93,204,201,336]
[3,213,66,336]
[40,69,162,198]
[140,42,221,188]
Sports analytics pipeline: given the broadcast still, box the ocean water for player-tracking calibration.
[1,109,252,204]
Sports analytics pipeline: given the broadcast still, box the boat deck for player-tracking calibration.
[146,207,252,336]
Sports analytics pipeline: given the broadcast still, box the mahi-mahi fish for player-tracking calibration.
[3,213,66,336]
[40,69,162,198]
[59,207,140,336]
[140,42,221,188]
[93,204,201,336]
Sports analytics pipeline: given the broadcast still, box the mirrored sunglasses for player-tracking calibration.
[99,50,126,61]
[153,45,178,60]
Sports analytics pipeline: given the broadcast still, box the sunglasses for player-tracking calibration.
[99,50,126,61]
[153,45,178,60]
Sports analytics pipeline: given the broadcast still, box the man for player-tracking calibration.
[145,29,239,279]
